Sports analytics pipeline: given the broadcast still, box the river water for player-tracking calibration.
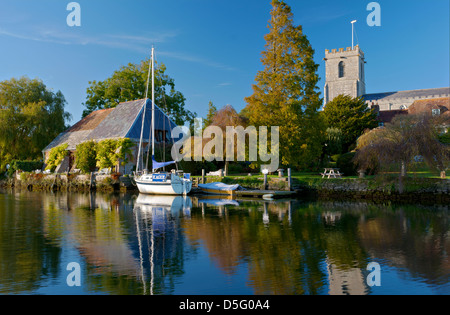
[0,189,448,295]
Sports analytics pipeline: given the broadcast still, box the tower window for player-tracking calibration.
[338,61,345,78]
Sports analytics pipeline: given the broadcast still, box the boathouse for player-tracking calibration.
[43,99,180,174]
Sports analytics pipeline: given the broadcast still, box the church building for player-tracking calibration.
[323,45,449,123]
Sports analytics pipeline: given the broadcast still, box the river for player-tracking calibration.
[0,189,448,295]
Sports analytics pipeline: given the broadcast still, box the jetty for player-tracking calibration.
[233,190,296,199]
[190,186,297,199]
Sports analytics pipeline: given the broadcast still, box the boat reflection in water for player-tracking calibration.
[135,194,192,219]
[133,194,192,295]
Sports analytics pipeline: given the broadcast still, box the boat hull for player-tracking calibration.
[198,187,235,195]
[135,177,192,195]
[197,182,241,196]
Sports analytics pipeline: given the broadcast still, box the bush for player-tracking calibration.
[7,160,44,177]
[228,163,245,174]
[439,133,450,144]
[331,154,341,162]
[76,140,97,173]
[96,138,134,170]
[337,152,357,176]
[20,172,30,181]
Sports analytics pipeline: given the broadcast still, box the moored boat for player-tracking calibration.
[133,47,192,195]
[198,182,243,195]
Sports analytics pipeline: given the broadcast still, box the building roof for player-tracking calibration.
[363,87,450,102]
[377,110,408,124]
[43,99,179,152]
[67,108,114,132]
[408,97,449,115]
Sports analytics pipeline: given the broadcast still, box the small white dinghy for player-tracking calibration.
[198,182,243,195]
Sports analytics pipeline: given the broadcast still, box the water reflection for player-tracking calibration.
[133,195,192,295]
[0,189,448,295]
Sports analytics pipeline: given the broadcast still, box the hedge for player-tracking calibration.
[7,160,44,177]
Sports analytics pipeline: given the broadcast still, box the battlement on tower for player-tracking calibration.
[325,45,364,58]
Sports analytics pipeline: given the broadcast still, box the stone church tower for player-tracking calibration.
[323,45,366,105]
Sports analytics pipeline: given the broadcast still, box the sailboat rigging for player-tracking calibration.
[134,47,192,195]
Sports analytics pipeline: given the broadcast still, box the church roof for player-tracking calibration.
[363,87,450,102]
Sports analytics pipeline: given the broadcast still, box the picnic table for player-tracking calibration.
[321,168,343,179]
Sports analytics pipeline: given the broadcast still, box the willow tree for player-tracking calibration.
[243,0,325,169]
[0,77,71,171]
[355,113,450,181]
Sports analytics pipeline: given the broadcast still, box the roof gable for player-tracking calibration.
[125,99,179,141]
[87,99,144,141]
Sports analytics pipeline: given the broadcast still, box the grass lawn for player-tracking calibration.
[192,166,446,181]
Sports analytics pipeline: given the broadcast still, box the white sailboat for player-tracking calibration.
[134,47,192,195]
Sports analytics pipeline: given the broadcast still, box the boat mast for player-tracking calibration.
[137,51,152,173]
[151,47,155,172]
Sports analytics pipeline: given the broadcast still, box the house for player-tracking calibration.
[43,99,180,174]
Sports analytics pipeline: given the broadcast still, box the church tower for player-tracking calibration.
[324,45,366,105]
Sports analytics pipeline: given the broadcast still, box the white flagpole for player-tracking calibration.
[351,20,357,49]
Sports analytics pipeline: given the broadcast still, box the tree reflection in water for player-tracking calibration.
[0,189,448,295]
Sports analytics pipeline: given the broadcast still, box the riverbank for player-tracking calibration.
[1,172,449,203]
[0,172,137,193]
[198,175,450,203]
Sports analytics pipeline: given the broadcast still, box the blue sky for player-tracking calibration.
[0,0,449,124]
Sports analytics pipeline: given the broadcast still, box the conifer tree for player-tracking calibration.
[204,100,217,129]
[243,0,324,169]
[322,94,378,152]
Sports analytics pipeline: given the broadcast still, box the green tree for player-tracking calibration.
[82,59,196,126]
[0,77,71,171]
[324,127,344,156]
[243,0,325,169]
[322,94,378,151]
[204,100,217,129]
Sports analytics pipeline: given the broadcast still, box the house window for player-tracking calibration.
[432,109,440,116]
[338,61,345,78]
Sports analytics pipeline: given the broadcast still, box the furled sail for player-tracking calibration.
[152,155,175,170]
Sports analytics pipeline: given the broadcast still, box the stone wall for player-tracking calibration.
[305,178,450,203]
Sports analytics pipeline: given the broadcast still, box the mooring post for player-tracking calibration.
[90,172,95,191]
[288,168,292,191]
[202,169,205,184]
[264,173,268,190]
